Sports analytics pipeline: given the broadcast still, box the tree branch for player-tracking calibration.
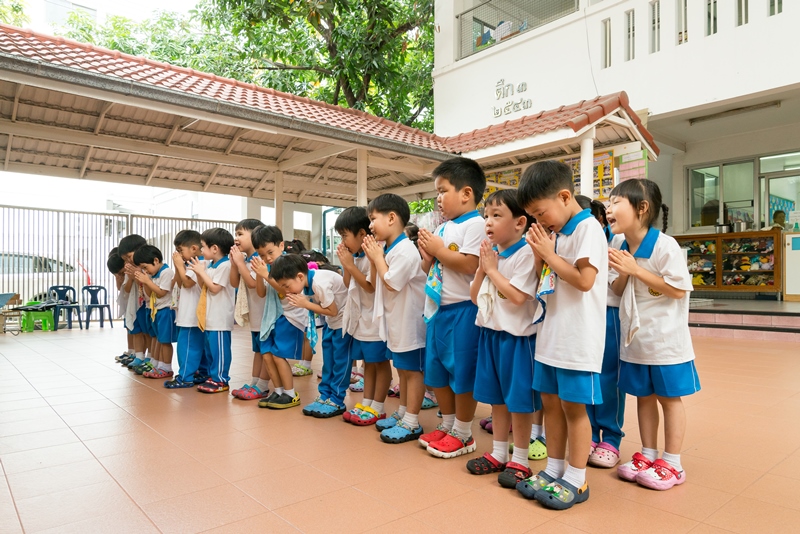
[261,61,333,75]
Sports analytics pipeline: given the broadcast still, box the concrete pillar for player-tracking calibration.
[357,149,368,206]
[580,134,595,199]
[274,171,284,232]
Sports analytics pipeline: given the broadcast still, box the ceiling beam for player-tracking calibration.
[287,179,360,197]
[368,156,428,175]
[297,155,336,202]
[0,119,280,173]
[165,117,196,146]
[3,134,11,170]
[204,164,221,191]
[380,180,434,197]
[224,128,246,155]
[78,146,94,178]
[93,101,115,135]
[278,144,350,172]
[251,171,273,196]
[145,156,162,186]
[11,83,24,121]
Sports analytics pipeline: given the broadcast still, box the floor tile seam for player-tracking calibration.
[608,482,737,522]
[195,510,299,534]
[0,461,25,533]
[681,448,789,473]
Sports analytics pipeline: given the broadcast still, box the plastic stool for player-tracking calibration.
[20,302,55,332]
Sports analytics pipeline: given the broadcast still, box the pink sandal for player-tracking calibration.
[588,442,620,468]
[236,385,270,400]
[143,368,173,379]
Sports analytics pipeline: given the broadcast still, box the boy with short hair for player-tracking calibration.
[108,249,135,364]
[188,228,236,394]
[118,234,151,370]
[250,225,307,409]
[133,245,177,379]
[270,254,350,417]
[229,218,272,400]
[417,157,486,459]
[515,160,608,510]
[363,194,427,444]
[165,230,209,388]
[335,206,391,426]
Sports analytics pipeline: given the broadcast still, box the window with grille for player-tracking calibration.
[737,0,749,25]
[769,0,783,16]
[678,0,689,44]
[706,0,718,36]
[625,10,635,61]
[602,18,612,68]
[650,1,661,53]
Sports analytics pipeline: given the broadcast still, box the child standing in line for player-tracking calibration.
[251,225,307,410]
[515,161,608,510]
[270,255,350,417]
[363,194,427,444]
[335,206,391,426]
[466,190,544,488]
[133,245,177,379]
[188,228,236,394]
[229,218,272,401]
[108,249,135,364]
[607,179,700,491]
[417,157,486,459]
[118,235,151,371]
[165,230,209,388]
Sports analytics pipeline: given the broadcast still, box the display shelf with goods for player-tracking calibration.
[675,229,782,292]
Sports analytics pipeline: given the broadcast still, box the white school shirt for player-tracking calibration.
[309,268,347,331]
[343,254,382,342]
[374,234,426,352]
[244,253,266,332]
[117,276,130,318]
[535,211,608,374]
[149,265,174,310]
[204,257,235,331]
[175,260,203,328]
[607,234,623,308]
[475,239,540,337]
[616,228,696,366]
[437,211,486,305]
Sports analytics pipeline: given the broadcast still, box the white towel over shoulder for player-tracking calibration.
[619,276,640,347]
[476,276,495,323]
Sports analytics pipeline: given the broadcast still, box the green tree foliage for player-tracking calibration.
[0,0,29,27]
[57,0,434,131]
[409,198,435,214]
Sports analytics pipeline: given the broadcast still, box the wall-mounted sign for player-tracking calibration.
[493,79,533,118]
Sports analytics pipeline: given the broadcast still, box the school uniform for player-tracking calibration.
[260,263,307,360]
[202,257,235,384]
[243,253,267,353]
[617,228,701,398]
[345,254,389,363]
[175,259,209,382]
[308,269,351,406]
[423,211,485,393]
[149,264,177,344]
[126,278,150,336]
[532,209,607,405]
[473,240,541,413]
[373,234,426,372]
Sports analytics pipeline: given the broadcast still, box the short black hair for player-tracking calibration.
[432,157,486,201]
[367,194,410,226]
[484,189,534,231]
[106,251,125,274]
[517,161,574,208]
[269,254,308,281]
[334,206,371,236]
[118,234,147,256]
[174,229,202,248]
[251,225,284,249]
[235,218,263,232]
[575,195,592,210]
[200,228,234,255]
[133,245,163,266]
[590,200,608,227]
[774,210,786,218]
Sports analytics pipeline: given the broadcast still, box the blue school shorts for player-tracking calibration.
[143,308,157,337]
[425,300,480,394]
[391,348,425,372]
[260,315,305,360]
[128,305,149,335]
[153,308,177,344]
[532,360,602,405]
[473,328,541,413]
[250,331,262,353]
[618,360,701,398]
[350,339,390,364]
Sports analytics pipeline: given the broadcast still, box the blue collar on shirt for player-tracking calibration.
[304,268,316,297]
[449,210,481,224]
[605,227,614,243]
[245,252,258,262]
[185,255,203,267]
[384,232,407,254]
[494,238,526,259]
[353,251,365,259]
[151,263,169,279]
[208,256,230,269]
[621,227,660,259]
[559,209,593,236]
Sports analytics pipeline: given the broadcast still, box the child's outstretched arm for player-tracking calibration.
[609,249,687,299]
[526,224,597,292]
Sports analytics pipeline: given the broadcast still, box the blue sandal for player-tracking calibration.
[380,421,423,444]
[164,378,195,389]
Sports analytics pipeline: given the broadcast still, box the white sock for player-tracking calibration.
[401,412,419,429]
[491,440,509,464]
[250,376,259,387]
[371,400,384,415]
[544,458,566,479]
[256,379,270,391]
[301,360,312,369]
[125,349,134,355]
[351,365,358,374]
[284,388,295,397]
[531,424,544,440]
[642,447,659,462]
[275,387,285,395]
[441,413,456,431]
[397,405,407,418]
[511,446,529,467]
[135,352,144,360]
[362,398,373,408]
[562,464,586,488]
[162,362,172,372]
[662,452,683,472]
[452,418,472,440]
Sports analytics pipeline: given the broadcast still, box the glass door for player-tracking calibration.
[764,175,799,230]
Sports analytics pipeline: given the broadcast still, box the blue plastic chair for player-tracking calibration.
[82,285,114,329]
[49,285,83,331]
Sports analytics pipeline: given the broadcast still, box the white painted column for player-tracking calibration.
[274,170,284,231]
[356,149,368,206]
[580,133,595,199]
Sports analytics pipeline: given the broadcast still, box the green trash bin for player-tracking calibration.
[20,301,55,332]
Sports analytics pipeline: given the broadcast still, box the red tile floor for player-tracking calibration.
[1,328,800,533]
